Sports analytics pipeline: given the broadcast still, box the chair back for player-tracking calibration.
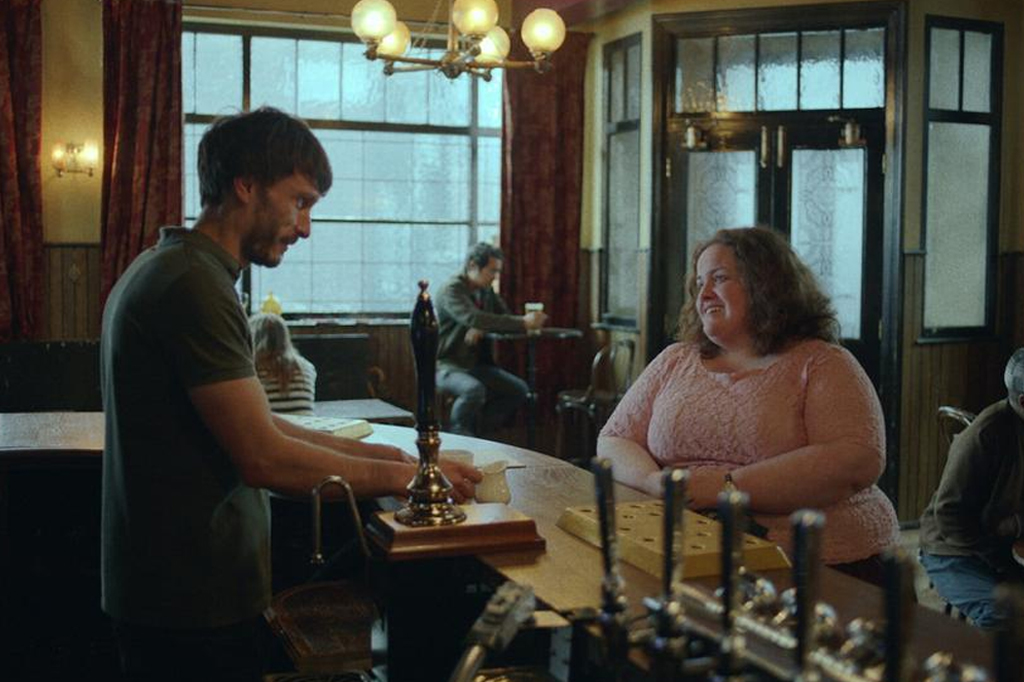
[587,338,636,401]
[937,406,976,446]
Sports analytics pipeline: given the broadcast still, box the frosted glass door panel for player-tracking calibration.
[924,123,990,329]
[607,130,641,318]
[790,148,865,339]
[686,151,757,249]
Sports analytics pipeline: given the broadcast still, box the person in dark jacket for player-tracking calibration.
[919,347,1024,627]
[434,243,546,436]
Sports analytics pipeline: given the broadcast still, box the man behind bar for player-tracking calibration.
[100,108,478,681]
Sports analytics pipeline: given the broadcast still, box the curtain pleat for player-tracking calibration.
[100,0,183,308]
[501,31,593,420]
[0,0,44,341]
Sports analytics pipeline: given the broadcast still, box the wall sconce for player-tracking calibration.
[52,141,98,177]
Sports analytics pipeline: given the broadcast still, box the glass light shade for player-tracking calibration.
[452,0,499,38]
[351,0,397,43]
[377,21,411,57]
[521,8,565,55]
[82,141,99,166]
[476,26,510,65]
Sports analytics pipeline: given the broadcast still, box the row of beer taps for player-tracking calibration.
[586,460,1024,682]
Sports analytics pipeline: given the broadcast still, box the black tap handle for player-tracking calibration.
[882,549,916,682]
[791,509,824,669]
[593,459,627,615]
[662,468,689,602]
[718,489,749,635]
[995,584,1024,682]
[410,280,438,430]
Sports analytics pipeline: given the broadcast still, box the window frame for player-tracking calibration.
[919,15,1003,342]
[182,22,502,318]
[599,32,643,330]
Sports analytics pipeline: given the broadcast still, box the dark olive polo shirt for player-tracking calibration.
[100,227,269,628]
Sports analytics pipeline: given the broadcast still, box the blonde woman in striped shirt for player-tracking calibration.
[250,312,317,414]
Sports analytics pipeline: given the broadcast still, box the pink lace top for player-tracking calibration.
[600,340,900,564]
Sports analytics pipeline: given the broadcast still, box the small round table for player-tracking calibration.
[486,327,583,448]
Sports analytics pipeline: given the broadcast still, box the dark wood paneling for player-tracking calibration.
[897,253,1014,521]
[44,244,101,340]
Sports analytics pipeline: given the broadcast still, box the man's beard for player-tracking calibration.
[243,192,284,268]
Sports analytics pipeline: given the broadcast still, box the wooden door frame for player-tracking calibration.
[649,2,907,499]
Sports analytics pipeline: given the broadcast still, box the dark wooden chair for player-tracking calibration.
[554,338,635,466]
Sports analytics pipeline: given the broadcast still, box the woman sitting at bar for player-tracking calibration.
[250,312,317,415]
[597,227,899,585]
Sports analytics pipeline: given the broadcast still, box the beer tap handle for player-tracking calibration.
[717,489,749,677]
[995,584,1024,682]
[791,509,824,671]
[663,468,689,605]
[411,280,439,431]
[593,459,627,616]
[883,549,916,682]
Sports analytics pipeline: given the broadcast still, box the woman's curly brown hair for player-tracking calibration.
[677,227,839,357]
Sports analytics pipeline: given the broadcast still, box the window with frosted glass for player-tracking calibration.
[921,17,1002,336]
[602,34,642,325]
[672,28,885,114]
[182,27,500,314]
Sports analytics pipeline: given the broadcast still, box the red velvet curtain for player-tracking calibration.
[100,0,183,306]
[500,31,592,419]
[0,0,43,341]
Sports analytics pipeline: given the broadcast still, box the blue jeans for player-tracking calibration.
[919,551,1007,628]
[437,365,528,437]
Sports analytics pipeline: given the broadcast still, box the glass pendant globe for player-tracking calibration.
[476,26,510,65]
[378,21,411,57]
[521,8,566,55]
[452,0,499,38]
[351,0,397,43]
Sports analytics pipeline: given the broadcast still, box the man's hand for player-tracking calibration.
[439,460,483,503]
[996,513,1022,538]
[523,311,547,331]
[465,328,485,346]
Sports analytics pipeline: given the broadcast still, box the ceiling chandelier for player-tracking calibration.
[350,0,566,80]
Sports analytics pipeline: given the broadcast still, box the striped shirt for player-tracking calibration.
[257,356,317,415]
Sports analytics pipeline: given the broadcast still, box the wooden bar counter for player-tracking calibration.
[0,413,994,678]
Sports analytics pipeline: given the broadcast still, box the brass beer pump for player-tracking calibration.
[395,280,466,527]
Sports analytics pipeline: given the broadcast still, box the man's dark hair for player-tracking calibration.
[198,107,333,208]
[466,242,504,271]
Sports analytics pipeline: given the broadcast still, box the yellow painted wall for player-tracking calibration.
[41,0,103,244]
[575,0,1023,253]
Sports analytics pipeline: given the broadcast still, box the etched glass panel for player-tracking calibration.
[195,33,242,114]
[476,137,501,224]
[384,47,430,123]
[685,151,757,249]
[183,123,207,219]
[843,28,885,108]
[428,49,471,126]
[341,42,385,121]
[182,32,195,114]
[626,43,641,120]
[251,38,297,112]
[610,48,626,123]
[716,34,755,112]
[929,28,961,111]
[757,33,797,111]
[962,31,992,113]
[313,129,364,220]
[676,37,715,113]
[924,122,990,329]
[790,149,865,339]
[607,129,640,319]
[298,40,341,120]
[800,31,840,110]
[478,69,502,128]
